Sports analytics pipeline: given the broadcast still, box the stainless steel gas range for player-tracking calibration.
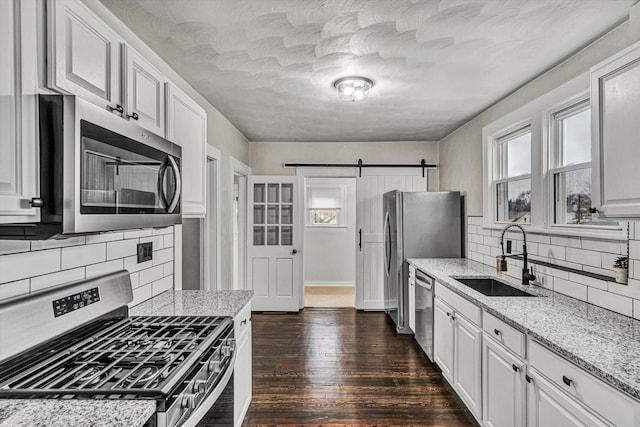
[0,270,235,427]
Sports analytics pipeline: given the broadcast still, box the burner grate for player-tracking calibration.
[0,316,232,397]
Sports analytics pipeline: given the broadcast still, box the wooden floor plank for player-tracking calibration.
[240,308,478,426]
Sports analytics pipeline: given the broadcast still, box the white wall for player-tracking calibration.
[304,178,356,287]
[0,227,174,306]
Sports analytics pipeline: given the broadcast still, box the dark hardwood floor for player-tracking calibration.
[242,308,478,426]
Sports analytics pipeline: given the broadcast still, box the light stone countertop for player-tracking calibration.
[129,290,254,317]
[407,258,640,400]
[0,290,253,427]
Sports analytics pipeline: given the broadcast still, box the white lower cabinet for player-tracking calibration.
[408,265,416,332]
[433,293,482,421]
[234,302,252,427]
[527,370,607,427]
[482,336,526,427]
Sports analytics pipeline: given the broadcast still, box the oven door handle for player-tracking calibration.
[157,155,181,214]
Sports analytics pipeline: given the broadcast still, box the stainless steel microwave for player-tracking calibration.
[0,95,182,240]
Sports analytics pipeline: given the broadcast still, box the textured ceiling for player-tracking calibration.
[100,0,635,142]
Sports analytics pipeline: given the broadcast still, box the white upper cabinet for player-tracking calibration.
[48,0,122,110]
[122,45,167,136]
[0,0,39,223]
[166,83,207,217]
[591,40,640,218]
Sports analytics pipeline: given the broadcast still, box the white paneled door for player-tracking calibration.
[247,176,302,311]
[355,169,427,310]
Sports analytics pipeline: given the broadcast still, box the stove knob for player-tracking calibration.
[181,393,197,409]
[222,346,231,357]
[208,359,221,374]
[193,379,207,394]
[227,338,236,352]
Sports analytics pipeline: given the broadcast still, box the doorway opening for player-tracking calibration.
[204,148,220,290]
[231,157,250,291]
[303,177,356,308]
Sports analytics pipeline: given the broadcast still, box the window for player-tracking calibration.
[549,100,617,227]
[306,185,346,226]
[494,127,532,223]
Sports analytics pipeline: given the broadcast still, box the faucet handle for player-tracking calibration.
[527,266,536,282]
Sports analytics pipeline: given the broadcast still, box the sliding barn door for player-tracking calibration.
[356,169,427,310]
[247,176,302,311]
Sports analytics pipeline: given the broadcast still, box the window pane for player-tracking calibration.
[253,184,265,203]
[497,179,531,223]
[281,184,293,203]
[267,184,279,203]
[253,205,265,224]
[281,205,292,224]
[267,205,279,224]
[267,226,279,245]
[312,209,338,225]
[281,226,292,245]
[562,109,591,166]
[506,132,531,177]
[253,226,265,246]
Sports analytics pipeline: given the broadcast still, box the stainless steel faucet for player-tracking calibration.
[500,224,536,286]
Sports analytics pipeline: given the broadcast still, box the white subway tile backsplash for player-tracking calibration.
[130,272,140,289]
[550,235,582,248]
[0,249,60,283]
[583,265,614,277]
[86,259,125,279]
[554,278,588,301]
[130,283,152,306]
[106,239,138,261]
[581,239,624,254]
[31,268,86,293]
[153,227,173,236]
[124,256,153,273]
[85,232,124,244]
[588,287,633,317]
[629,240,640,260]
[527,234,551,244]
[163,234,174,248]
[0,279,30,301]
[608,279,640,299]
[565,247,601,268]
[140,265,164,285]
[634,299,640,320]
[468,216,482,226]
[153,248,173,266]
[0,241,30,255]
[567,273,607,291]
[163,262,174,277]
[124,229,154,239]
[140,235,163,251]
[152,275,173,296]
[538,244,566,261]
[31,236,86,251]
[61,243,106,269]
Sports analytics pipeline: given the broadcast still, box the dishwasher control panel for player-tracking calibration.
[52,287,101,317]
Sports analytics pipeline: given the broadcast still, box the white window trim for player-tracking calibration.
[482,72,625,240]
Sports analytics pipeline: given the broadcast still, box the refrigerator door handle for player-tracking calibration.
[383,212,391,277]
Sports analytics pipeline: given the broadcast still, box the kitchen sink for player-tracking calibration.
[453,277,536,297]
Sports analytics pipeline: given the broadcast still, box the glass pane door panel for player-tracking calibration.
[267,226,279,245]
[267,184,279,203]
[267,205,279,224]
[253,205,265,224]
[281,184,293,203]
[253,226,265,246]
[281,205,292,224]
[281,226,293,246]
[254,184,265,203]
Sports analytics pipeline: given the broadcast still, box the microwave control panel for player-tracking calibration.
[52,287,101,317]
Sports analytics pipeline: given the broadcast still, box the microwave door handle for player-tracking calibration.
[157,157,170,210]
[166,155,181,214]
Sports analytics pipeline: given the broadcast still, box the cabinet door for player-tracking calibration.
[166,83,207,217]
[234,323,252,427]
[48,0,121,110]
[0,0,39,223]
[483,336,526,427]
[453,313,482,420]
[528,372,608,427]
[122,45,166,136]
[433,297,454,381]
[591,41,640,218]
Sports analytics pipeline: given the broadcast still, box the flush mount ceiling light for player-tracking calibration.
[333,76,374,102]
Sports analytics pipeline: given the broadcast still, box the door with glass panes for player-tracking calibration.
[247,176,302,311]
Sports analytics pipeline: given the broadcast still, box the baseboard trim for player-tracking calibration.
[304,281,355,287]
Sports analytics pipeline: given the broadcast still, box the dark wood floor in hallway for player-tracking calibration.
[242,308,478,426]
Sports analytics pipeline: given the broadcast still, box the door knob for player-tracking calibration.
[291,249,298,255]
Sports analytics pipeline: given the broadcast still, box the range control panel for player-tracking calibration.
[52,287,100,317]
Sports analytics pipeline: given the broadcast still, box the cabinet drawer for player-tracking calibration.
[483,312,525,358]
[435,281,481,326]
[529,340,640,427]
[234,301,252,339]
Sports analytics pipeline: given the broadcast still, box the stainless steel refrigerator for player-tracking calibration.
[383,191,463,334]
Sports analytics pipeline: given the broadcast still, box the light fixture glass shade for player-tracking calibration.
[333,77,374,102]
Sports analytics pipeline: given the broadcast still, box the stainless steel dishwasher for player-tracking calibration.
[415,269,435,362]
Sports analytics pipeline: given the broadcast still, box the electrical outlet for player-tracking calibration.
[506,240,512,254]
[137,242,153,263]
